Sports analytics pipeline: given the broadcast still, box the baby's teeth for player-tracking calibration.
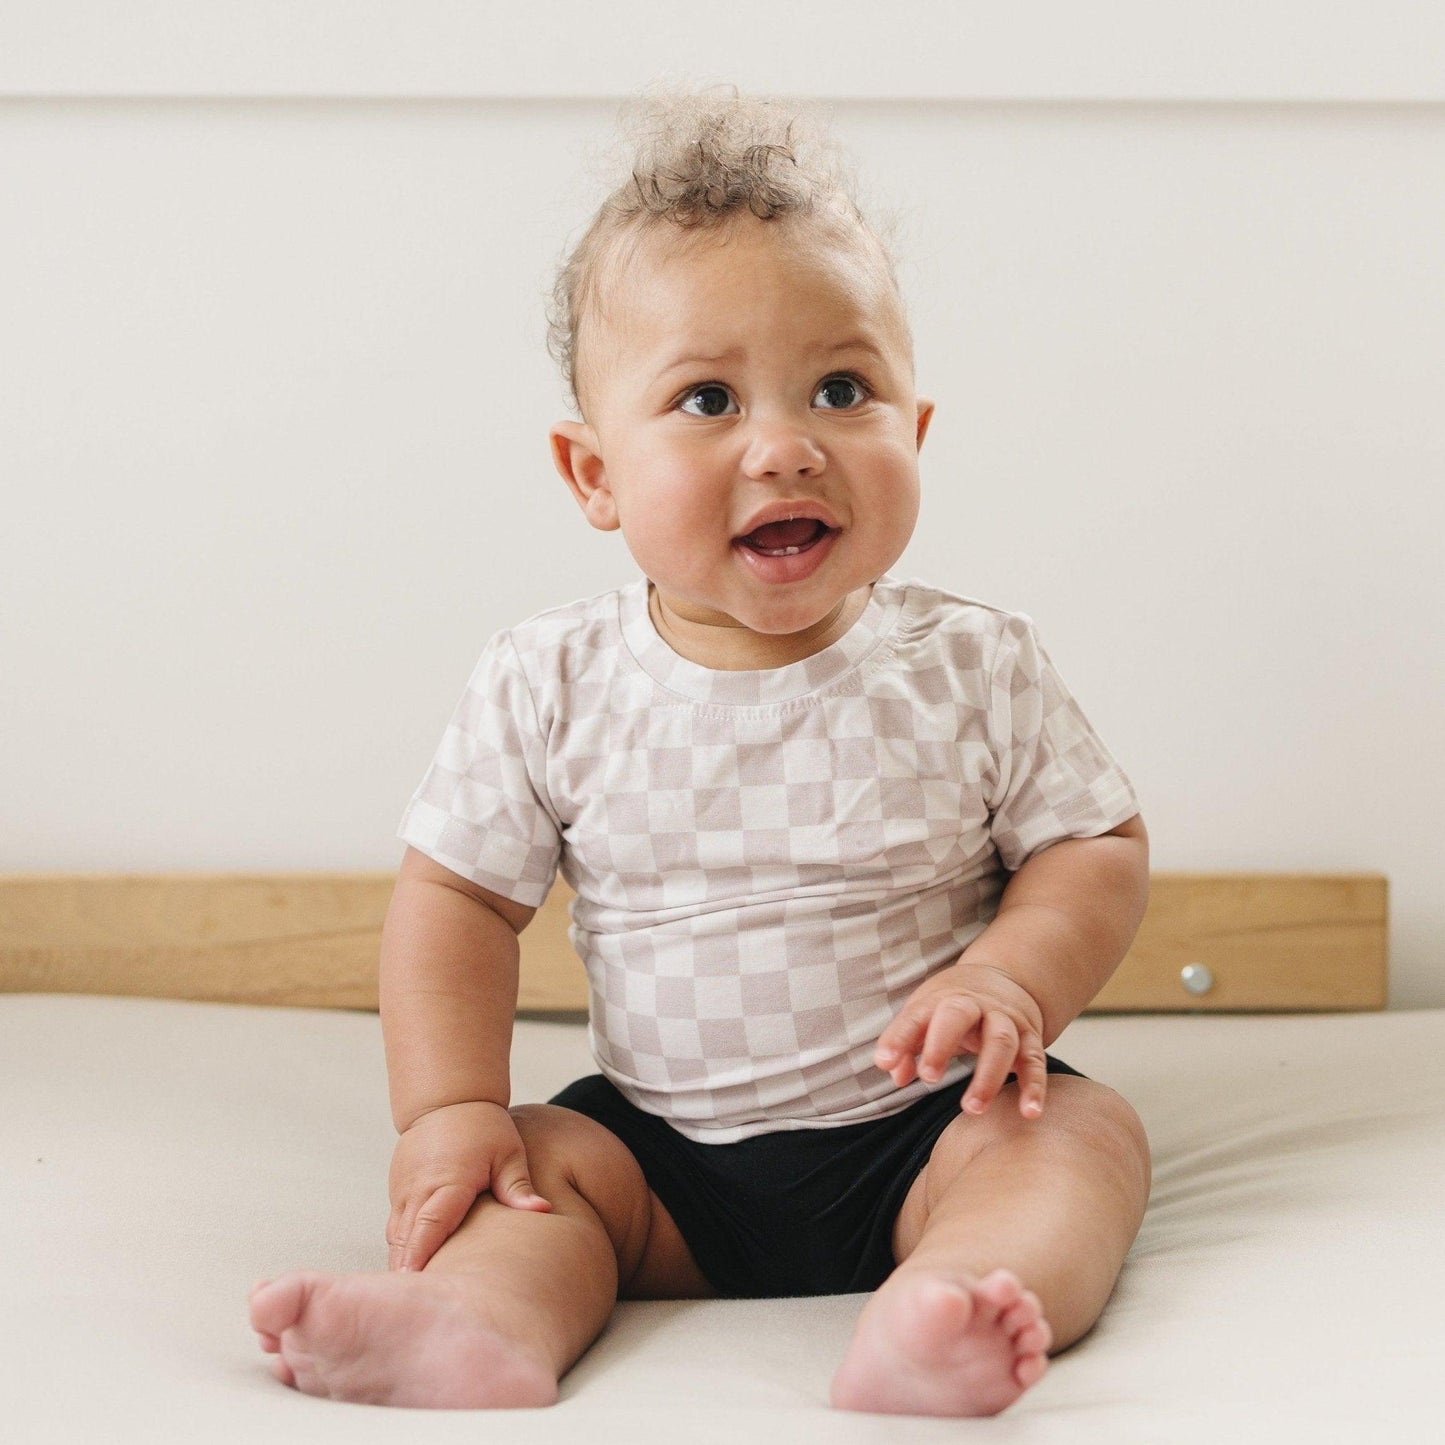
[759,545,802,557]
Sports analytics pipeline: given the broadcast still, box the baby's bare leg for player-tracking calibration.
[249,1104,660,1408]
[831,1076,1151,1418]
[425,1104,649,1375]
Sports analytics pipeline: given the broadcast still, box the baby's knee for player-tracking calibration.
[507,1104,652,1265]
[507,1103,594,1190]
[1093,1087,1151,1194]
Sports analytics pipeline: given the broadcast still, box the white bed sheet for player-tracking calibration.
[4,995,1442,1444]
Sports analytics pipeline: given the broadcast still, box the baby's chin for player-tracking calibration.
[735,596,859,637]
[657,579,844,630]
[646,576,876,671]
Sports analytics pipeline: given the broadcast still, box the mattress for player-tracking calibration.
[4,994,1441,1443]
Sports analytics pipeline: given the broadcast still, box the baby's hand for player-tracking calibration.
[386,1101,551,1273]
[873,960,1049,1120]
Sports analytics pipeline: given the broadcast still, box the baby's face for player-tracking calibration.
[550,214,934,660]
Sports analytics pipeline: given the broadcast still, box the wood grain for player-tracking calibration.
[1093,873,1387,1011]
[0,871,1387,1011]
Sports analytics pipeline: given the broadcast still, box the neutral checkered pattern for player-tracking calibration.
[398,574,1139,1142]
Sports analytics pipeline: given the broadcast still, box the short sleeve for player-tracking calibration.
[396,630,562,907]
[985,614,1140,872]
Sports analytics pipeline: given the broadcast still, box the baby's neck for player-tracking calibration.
[649,585,873,671]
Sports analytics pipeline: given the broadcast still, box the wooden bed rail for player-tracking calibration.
[0,873,1388,1012]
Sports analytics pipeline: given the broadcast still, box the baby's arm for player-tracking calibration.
[964,814,1150,1050]
[379,846,553,1270]
[875,814,1149,1117]
[379,847,534,1129]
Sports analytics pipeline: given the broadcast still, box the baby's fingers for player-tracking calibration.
[959,1010,1022,1114]
[876,995,983,1087]
[916,994,985,1082]
[395,1184,476,1273]
[874,1012,931,1085]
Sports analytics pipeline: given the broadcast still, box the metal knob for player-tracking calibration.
[1180,963,1215,996]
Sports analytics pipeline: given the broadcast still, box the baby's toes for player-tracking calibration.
[249,1273,311,1338]
[1015,1353,1048,1388]
[1002,1293,1053,1355]
[1005,1306,1051,1346]
[249,1278,289,1355]
[977,1268,1024,1316]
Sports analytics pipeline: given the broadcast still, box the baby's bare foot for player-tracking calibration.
[248,1270,558,1409]
[829,1267,1051,1417]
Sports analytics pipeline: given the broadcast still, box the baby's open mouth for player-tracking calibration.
[735,518,834,557]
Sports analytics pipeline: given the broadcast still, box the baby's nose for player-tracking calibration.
[741,419,826,478]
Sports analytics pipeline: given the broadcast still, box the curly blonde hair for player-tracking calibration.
[545,80,911,418]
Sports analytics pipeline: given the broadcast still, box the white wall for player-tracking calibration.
[3,4,1443,1005]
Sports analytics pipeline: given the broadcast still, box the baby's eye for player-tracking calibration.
[814,374,869,409]
[678,384,736,418]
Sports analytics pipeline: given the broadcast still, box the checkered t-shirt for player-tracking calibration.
[397,574,1140,1143]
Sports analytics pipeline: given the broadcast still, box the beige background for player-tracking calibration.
[2,3,1442,1004]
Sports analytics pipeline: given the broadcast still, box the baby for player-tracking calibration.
[249,83,1152,1418]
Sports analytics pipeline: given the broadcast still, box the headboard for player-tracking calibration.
[0,873,1388,1012]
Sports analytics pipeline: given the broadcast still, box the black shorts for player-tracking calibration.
[547,1053,1087,1299]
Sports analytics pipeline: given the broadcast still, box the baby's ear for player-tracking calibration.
[549,420,619,531]
[915,398,936,450]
